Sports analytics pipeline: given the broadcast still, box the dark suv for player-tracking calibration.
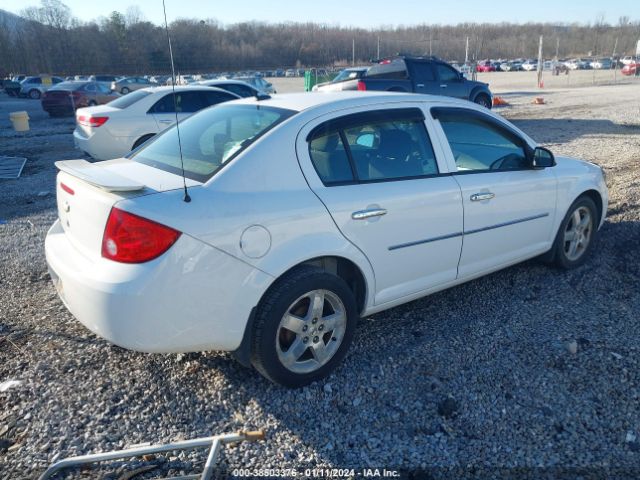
[317,56,493,108]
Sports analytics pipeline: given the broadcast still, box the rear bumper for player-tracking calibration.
[73,129,132,160]
[45,219,273,353]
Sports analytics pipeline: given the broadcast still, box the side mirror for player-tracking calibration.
[532,146,555,168]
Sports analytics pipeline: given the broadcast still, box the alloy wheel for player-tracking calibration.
[275,289,347,374]
[563,206,592,261]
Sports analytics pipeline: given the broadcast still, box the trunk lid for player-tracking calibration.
[55,158,200,260]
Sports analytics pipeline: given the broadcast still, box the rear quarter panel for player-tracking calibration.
[116,120,377,310]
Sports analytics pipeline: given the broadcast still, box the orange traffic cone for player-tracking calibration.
[492,96,509,106]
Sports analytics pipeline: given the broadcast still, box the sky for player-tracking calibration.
[0,0,637,26]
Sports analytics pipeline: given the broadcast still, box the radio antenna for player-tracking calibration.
[162,0,190,203]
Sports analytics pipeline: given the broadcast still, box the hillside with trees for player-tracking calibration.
[0,1,638,76]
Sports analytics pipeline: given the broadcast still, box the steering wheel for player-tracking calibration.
[489,153,523,170]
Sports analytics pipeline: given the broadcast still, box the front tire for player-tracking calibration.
[473,93,492,109]
[549,196,598,269]
[120,87,130,94]
[251,266,358,387]
[29,89,41,99]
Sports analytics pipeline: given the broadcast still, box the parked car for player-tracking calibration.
[235,76,276,94]
[89,75,118,90]
[285,69,297,77]
[1,78,22,96]
[501,61,523,72]
[111,77,156,94]
[19,75,65,99]
[72,86,240,160]
[476,61,495,72]
[565,59,590,70]
[45,91,608,386]
[316,56,493,108]
[311,67,368,92]
[41,81,120,117]
[198,79,259,97]
[590,58,613,70]
[521,61,538,71]
[621,56,635,65]
[621,62,639,76]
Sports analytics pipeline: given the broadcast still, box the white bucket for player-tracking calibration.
[9,111,30,132]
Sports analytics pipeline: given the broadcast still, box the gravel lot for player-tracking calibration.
[1,79,639,479]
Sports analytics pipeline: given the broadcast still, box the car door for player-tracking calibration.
[433,63,467,99]
[83,83,98,103]
[431,106,558,279]
[407,61,437,95]
[296,106,463,306]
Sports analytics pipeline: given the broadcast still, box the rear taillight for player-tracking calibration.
[357,80,366,91]
[60,182,74,195]
[102,208,181,264]
[77,115,109,127]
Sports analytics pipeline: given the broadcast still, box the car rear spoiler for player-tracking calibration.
[55,160,145,192]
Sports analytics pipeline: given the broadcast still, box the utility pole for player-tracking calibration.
[377,36,380,59]
[555,37,559,60]
[352,38,355,66]
[537,35,544,88]
[465,36,469,64]
[612,37,618,83]
[429,31,433,56]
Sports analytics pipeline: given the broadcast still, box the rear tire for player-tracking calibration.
[88,100,97,106]
[121,87,130,94]
[473,93,491,109]
[251,266,358,387]
[547,196,598,269]
[29,89,41,99]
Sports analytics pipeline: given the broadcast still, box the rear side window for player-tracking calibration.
[108,90,152,109]
[410,62,435,81]
[150,91,209,113]
[308,108,438,184]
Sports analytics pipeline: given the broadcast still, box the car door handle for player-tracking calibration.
[159,119,173,124]
[470,192,495,202]
[416,83,425,88]
[440,84,448,88]
[352,208,387,220]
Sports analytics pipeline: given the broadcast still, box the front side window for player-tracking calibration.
[308,109,438,184]
[131,104,295,182]
[436,64,460,82]
[436,110,529,172]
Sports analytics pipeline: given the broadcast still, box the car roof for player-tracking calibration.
[138,85,240,96]
[231,91,474,114]
[198,79,255,87]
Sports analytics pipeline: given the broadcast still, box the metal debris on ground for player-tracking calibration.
[0,156,27,179]
[39,429,266,480]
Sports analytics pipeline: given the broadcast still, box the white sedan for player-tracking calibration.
[73,85,240,160]
[46,92,608,387]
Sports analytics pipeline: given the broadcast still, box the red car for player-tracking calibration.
[41,81,120,117]
[476,61,496,73]
[621,63,639,76]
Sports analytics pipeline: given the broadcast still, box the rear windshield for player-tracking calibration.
[108,90,152,109]
[49,82,82,91]
[130,104,295,182]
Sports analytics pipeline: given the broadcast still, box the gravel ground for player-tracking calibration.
[1,82,639,479]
